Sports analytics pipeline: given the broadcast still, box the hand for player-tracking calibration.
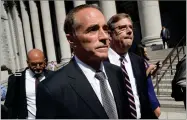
[154,107,161,117]
[146,64,157,76]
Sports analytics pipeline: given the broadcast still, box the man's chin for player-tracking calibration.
[33,70,43,75]
[96,54,108,60]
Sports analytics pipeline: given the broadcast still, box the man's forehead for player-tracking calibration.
[75,8,105,25]
[28,55,45,61]
[114,18,132,26]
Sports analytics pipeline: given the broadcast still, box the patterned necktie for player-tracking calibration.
[95,70,118,119]
[120,57,137,119]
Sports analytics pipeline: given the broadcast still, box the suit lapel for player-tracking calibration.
[67,59,108,118]
[128,53,142,94]
[44,70,52,78]
[18,69,28,117]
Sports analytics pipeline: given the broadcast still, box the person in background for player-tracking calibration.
[171,55,186,109]
[160,26,170,49]
[4,49,53,119]
[47,61,58,71]
[1,84,7,101]
[136,44,161,117]
[107,13,158,119]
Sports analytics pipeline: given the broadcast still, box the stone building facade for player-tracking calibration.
[0,0,164,73]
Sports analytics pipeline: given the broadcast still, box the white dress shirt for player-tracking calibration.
[25,69,45,119]
[74,56,114,105]
[108,48,141,119]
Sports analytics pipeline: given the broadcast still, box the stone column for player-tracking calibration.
[0,1,2,80]
[54,1,71,64]
[40,1,56,62]
[99,1,117,21]
[2,4,16,72]
[7,8,21,71]
[12,3,27,70]
[20,1,33,52]
[73,1,86,7]
[29,0,43,51]
[137,1,163,46]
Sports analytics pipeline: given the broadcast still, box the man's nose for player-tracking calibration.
[36,64,40,68]
[126,28,132,35]
[98,29,109,41]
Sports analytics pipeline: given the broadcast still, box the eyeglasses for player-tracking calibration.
[113,25,133,34]
[30,62,45,68]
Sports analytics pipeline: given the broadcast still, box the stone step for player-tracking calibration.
[162,65,176,70]
[156,84,172,89]
[154,89,172,95]
[157,74,175,77]
[152,77,172,81]
[156,96,175,101]
[148,55,184,60]
[152,79,171,85]
[148,54,184,60]
[159,99,185,108]
[159,107,186,113]
[157,71,176,76]
[155,88,172,92]
[149,53,184,59]
[159,111,186,119]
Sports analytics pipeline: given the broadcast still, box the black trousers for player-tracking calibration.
[162,39,168,49]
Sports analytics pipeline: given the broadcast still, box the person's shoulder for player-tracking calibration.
[128,52,144,61]
[128,52,146,70]
[39,62,76,96]
[8,71,22,83]
[41,62,73,87]
[103,61,121,72]
[44,69,55,75]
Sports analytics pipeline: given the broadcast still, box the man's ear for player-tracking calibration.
[27,60,29,66]
[66,34,75,49]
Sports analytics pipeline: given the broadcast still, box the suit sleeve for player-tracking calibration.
[4,75,19,118]
[36,82,56,118]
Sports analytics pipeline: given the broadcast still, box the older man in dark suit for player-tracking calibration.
[4,49,53,119]
[36,4,130,119]
[107,13,158,119]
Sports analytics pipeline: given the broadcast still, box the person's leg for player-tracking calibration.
[162,40,166,49]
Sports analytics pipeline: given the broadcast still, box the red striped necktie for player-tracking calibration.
[120,57,137,119]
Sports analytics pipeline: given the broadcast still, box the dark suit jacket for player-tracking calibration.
[160,28,170,40]
[36,58,131,119]
[107,52,158,119]
[4,68,53,119]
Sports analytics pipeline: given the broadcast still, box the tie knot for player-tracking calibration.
[119,56,125,62]
[95,70,106,81]
[34,74,41,80]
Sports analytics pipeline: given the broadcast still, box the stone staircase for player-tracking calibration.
[147,47,186,114]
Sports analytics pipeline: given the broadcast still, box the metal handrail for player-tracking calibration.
[154,35,186,89]
[160,35,185,70]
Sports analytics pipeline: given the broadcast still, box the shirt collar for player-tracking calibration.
[26,69,35,78]
[108,48,129,63]
[26,69,44,79]
[121,52,129,63]
[74,55,108,79]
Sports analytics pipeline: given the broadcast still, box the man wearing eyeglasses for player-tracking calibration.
[107,13,158,119]
[4,49,54,119]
